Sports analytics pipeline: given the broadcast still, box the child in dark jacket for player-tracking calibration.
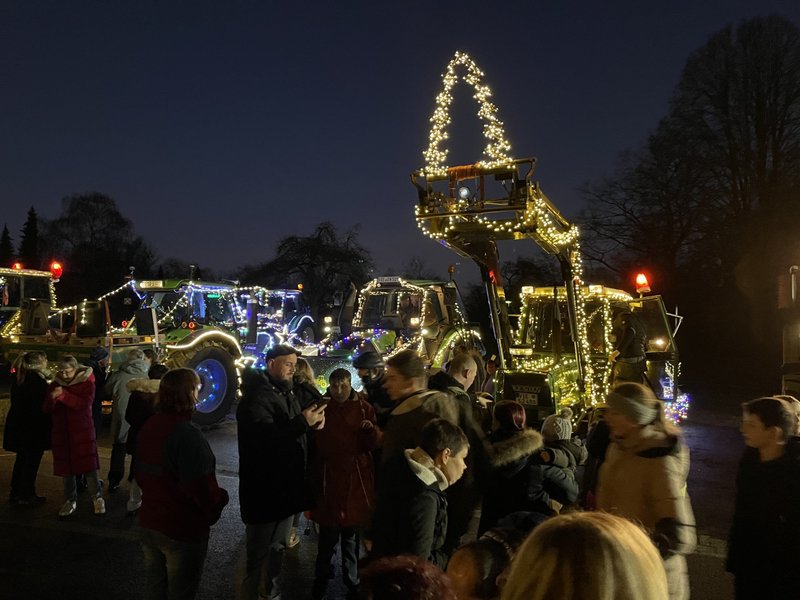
[370,419,469,569]
[727,396,800,599]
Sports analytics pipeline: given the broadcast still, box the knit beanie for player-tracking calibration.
[89,346,109,362]
[542,407,573,442]
[606,382,659,425]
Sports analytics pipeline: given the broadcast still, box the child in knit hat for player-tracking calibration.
[541,408,588,471]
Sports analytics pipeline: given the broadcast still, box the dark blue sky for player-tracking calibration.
[2,1,799,283]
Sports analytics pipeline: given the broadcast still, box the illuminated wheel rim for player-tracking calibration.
[194,358,228,414]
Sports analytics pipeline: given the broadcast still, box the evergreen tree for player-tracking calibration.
[0,225,14,267]
[18,207,40,268]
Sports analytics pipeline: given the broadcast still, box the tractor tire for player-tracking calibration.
[188,347,237,427]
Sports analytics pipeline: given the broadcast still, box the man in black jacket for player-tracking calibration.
[236,345,327,600]
[428,352,492,553]
[609,311,647,384]
[370,418,469,569]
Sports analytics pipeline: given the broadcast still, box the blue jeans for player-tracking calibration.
[315,525,360,591]
[63,471,101,501]
[140,527,209,600]
[238,517,293,600]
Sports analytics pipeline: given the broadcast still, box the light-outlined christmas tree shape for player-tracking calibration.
[422,51,514,178]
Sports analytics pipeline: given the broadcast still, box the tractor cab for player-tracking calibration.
[134,279,240,338]
[505,284,682,422]
[318,276,479,368]
[0,264,59,330]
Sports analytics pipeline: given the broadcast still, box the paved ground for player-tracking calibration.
[0,386,743,600]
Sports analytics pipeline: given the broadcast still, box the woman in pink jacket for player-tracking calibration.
[45,355,104,518]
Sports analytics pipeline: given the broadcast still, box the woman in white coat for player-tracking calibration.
[596,382,696,600]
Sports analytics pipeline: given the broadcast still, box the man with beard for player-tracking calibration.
[237,345,327,600]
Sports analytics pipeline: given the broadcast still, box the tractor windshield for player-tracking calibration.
[359,289,422,330]
[142,291,185,321]
[521,298,608,356]
[191,291,236,325]
[0,275,51,308]
[629,297,676,354]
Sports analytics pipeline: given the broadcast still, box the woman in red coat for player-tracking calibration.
[45,355,104,518]
[309,368,381,600]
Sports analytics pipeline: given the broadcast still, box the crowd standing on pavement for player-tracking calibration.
[14,337,800,600]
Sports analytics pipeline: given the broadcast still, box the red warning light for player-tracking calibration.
[11,262,23,270]
[188,321,197,330]
[121,320,129,328]
[635,273,651,294]
[50,261,63,279]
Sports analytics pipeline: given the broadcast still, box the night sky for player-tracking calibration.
[2,1,800,284]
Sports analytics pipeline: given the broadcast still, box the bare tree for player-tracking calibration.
[581,16,800,385]
[238,222,373,323]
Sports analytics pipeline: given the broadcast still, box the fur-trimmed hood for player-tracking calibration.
[53,364,93,387]
[127,378,161,394]
[491,429,545,468]
[405,447,450,491]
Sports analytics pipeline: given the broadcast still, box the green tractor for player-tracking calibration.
[123,279,247,426]
[309,276,483,389]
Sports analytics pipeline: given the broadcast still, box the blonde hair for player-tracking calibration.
[16,351,48,384]
[294,357,315,385]
[501,512,668,600]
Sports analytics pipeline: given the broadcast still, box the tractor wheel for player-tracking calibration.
[188,347,237,427]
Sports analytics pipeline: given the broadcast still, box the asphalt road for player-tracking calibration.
[0,393,741,600]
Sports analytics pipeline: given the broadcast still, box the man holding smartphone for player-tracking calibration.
[236,344,327,600]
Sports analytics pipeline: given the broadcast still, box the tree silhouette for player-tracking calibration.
[18,207,41,269]
[0,225,14,267]
[238,222,373,324]
[41,192,157,301]
[581,15,800,391]
[400,256,439,280]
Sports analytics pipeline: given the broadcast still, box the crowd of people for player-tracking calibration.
[4,340,800,600]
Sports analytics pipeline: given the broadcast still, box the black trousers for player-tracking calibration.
[108,442,128,485]
[10,448,44,499]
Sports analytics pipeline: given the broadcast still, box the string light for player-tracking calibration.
[423,51,513,178]
[415,52,689,414]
